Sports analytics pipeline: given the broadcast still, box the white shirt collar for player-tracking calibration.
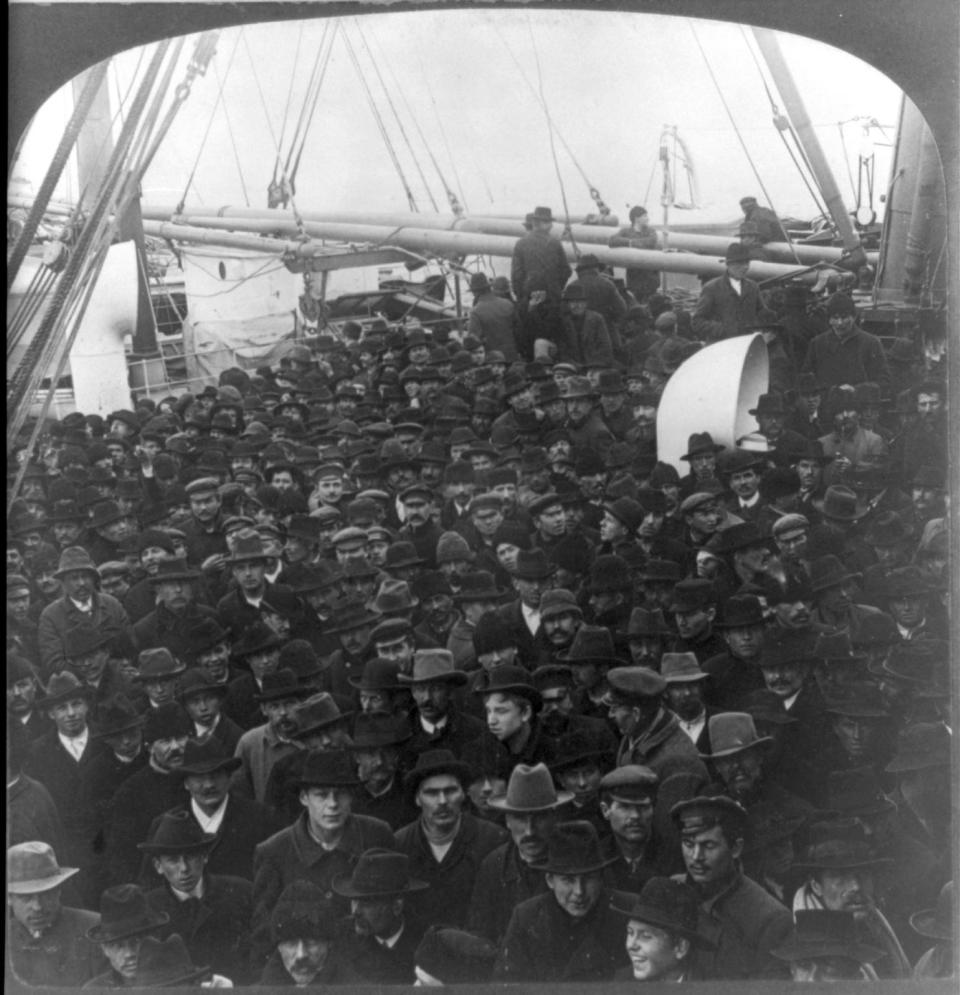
[58,728,89,760]
[739,491,761,508]
[677,710,707,743]
[191,795,229,835]
[420,715,448,735]
[69,596,93,612]
[171,877,206,901]
[782,689,801,710]
[376,923,405,950]
[194,714,221,739]
[521,602,541,634]
[728,276,743,295]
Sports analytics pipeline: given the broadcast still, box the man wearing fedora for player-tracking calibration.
[792,820,910,978]
[668,579,728,665]
[7,841,106,986]
[121,529,178,624]
[750,391,808,459]
[562,376,616,454]
[467,271,519,362]
[178,668,243,752]
[84,883,170,988]
[568,253,627,351]
[84,500,138,570]
[38,545,132,677]
[612,876,717,981]
[701,594,767,710]
[232,669,311,807]
[661,652,716,752]
[140,810,254,983]
[510,205,572,358]
[133,558,218,661]
[808,553,890,637]
[347,713,418,830]
[495,547,556,664]
[472,664,555,767]
[394,749,507,929]
[103,703,194,887]
[216,529,297,641]
[468,762,574,943]
[770,908,885,982]
[62,621,137,723]
[252,750,395,943]
[691,242,775,342]
[447,569,507,666]
[221,620,283,729]
[334,848,429,983]
[671,794,792,978]
[494,819,627,981]
[399,648,485,758]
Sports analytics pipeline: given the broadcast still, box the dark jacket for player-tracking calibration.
[215,581,296,641]
[802,326,891,392]
[37,591,132,676]
[468,840,550,943]
[393,813,508,928]
[351,777,419,831]
[405,707,485,760]
[702,651,766,711]
[691,275,774,342]
[7,906,106,988]
[468,290,520,361]
[7,772,65,854]
[511,229,572,303]
[146,873,253,983]
[494,889,628,982]
[558,309,615,367]
[338,911,427,985]
[133,602,218,659]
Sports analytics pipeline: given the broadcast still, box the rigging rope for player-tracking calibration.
[415,50,469,213]
[274,22,307,187]
[353,21,439,212]
[341,31,419,212]
[287,21,339,194]
[212,58,251,207]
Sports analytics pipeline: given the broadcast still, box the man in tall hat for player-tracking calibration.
[691,242,775,342]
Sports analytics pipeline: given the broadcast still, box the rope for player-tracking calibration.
[274,22,307,187]
[415,50,469,213]
[6,60,110,293]
[691,23,804,260]
[527,19,578,257]
[177,29,243,212]
[341,31,419,212]
[353,21,438,213]
[287,22,338,191]
[213,58,251,207]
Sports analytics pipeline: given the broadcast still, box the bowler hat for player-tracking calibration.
[233,621,282,658]
[588,554,631,594]
[53,545,100,579]
[910,882,953,942]
[809,554,861,593]
[531,206,554,222]
[513,548,556,580]
[279,640,328,680]
[348,657,402,692]
[255,668,310,703]
[714,593,765,629]
[602,496,644,533]
[825,767,896,819]
[749,392,786,417]
[885,722,951,773]
[133,935,210,987]
[403,749,473,796]
[137,811,216,855]
[453,571,507,603]
[175,737,242,778]
[725,242,751,264]
[610,877,715,948]
[383,541,425,569]
[469,272,491,293]
[414,926,498,984]
[7,842,79,894]
[488,762,573,812]
[398,649,468,687]
[326,597,381,634]
[549,728,611,772]
[290,693,351,739]
[89,500,129,530]
[333,848,428,898]
[660,653,708,683]
[825,292,857,317]
[147,558,200,584]
[87,884,170,943]
[815,485,869,522]
[667,579,716,613]
[626,607,672,638]
[532,820,616,874]
[297,750,360,789]
[472,665,542,710]
[92,694,145,739]
[143,702,192,743]
[349,712,412,749]
[558,625,623,667]
[701,713,772,759]
[771,910,883,964]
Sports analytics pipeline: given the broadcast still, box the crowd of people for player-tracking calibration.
[6,205,953,987]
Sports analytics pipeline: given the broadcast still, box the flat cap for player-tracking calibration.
[184,476,220,496]
[599,765,659,800]
[772,513,810,538]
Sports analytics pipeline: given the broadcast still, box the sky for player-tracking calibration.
[13,8,904,230]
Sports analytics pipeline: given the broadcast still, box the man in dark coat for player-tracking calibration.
[215,530,297,640]
[702,594,768,710]
[608,204,660,302]
[691,243,775,342]
[141,811,254,984]
[569,253,627,354]
[104,703,193,887]
[133,558,218,661]
[557,284,615,367]
[393,750,508,929]
[334,849,429,985]
[494,820,628,982]
[672,794,792,979]
[801,292,890,392]
[467,272,519,362]
[7,842,106,988]
[468,762,572,943]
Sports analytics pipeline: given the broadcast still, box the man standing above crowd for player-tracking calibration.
[691,243,775,342]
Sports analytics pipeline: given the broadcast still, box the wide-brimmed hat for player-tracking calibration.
[548,727,613,773]
[823,683,889,719]
[701,713,772,759]
[226,530,272,564]
[748,392,787,417]
[488,762,574,812]
[398,649,468,687]
[174,738,242,779]
[602,496,645,534]
[297,750,360,789]
[610,877,716,948]
[885,722,951,773]
[680,432,724,461]
[512,548,556,581]
[531,820,616,874]
[709,523,770,557]
[348,657,403,692]
[557,624,623,667]
[137,647,187,682]
[256,668,311,703]
[325,597,382,635]
[89,500,129,530]
[910,882,953,941]
[332,848,428,898]
[881,639,947,685]
[809,554,861,593]
[185,618,232,658]
[815,485,869,522]
[372,579,419,614]
[7,842,80,894]
[403,748,473,796]
[882,565,932,599]
[53,545,100,579]
[560,376,597,400]
[134,934,210,987]
[453,571,507,603]
[137,811,216,855]
[349,712,412,749]
[471,665,542,711]
[794,836,892,872]
[667,579,717,614]
[91,694,145,739]
[771,910,883,964]
[290,693,352,739]
[147,558,200,584]
[625,607,671,639]
[414,926,498,985]
[233,621,282,658]
[87,884,170,943]
[41,671,92,708]
[660,652,708,684]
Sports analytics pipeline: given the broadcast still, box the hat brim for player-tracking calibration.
[291,711,354,738]
[397,671,468,687]
[452,588,508,603]
[700,735,773,760]
[7,867,79,894]
[793,855,893,872]
[488,789,575,812]
[404,760,473,795]
[549,749,609,772]
[909,909,952,941]
[331,872,430,898]
[42,686,95,708]
[609,897,717,949]
[148,571,200,584]
[92,715,147,739]
[174,757,243,778]
[87,910,170,943]
[328,612,383,634]
[680,445,724,461]
[137,834,218,854]
[771,939,883,963]
[531,854,618,875]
